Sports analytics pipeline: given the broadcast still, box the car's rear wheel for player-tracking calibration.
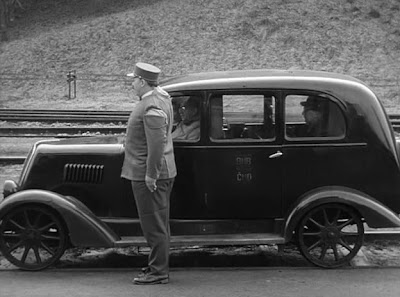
[297,203,364,268]
[0,205,68,271]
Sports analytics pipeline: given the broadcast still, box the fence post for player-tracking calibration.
[67,70,76,99]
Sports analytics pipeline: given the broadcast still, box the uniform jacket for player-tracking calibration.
[121,87,177,181]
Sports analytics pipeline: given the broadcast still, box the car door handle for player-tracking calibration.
[269,151,283,159]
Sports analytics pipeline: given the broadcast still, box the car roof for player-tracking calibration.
[160,69,366,92]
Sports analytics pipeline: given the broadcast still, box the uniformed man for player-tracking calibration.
[121,62,176,285]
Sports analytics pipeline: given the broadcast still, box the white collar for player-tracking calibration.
[141,90,153,100]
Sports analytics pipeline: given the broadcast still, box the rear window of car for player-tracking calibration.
[285,93,346,140]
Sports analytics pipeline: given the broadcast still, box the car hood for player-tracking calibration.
[46,135,124,145]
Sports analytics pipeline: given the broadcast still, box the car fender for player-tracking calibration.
[0,189,119,247]
[284,186,400,241]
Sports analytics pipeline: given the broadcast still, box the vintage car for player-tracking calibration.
[2,69,400,271]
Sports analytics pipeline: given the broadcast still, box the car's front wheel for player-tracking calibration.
[297,203,364,268]
[0,205,68,270]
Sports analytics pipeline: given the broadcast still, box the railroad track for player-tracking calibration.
[0,126,126,137]
[1,109,400,126]
[0,109,399,163]
[390,114,400,127]
[0,109,130,123]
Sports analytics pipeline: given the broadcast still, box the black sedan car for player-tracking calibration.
[2,69,400,270]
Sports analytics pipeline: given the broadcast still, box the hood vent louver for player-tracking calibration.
[63,163,104,184]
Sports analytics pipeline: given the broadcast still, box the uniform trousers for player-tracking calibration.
[131,178,174,276]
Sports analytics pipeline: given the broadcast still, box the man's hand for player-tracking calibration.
[145,175,157,193]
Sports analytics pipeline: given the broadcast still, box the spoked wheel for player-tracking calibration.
[297,203,364,268]
[0,205,67,271]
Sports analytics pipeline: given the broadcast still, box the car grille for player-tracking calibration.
[63,163,104,184]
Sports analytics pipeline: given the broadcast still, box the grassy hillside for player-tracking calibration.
[0,0,399,111]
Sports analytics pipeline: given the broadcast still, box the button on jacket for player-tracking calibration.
[121,87,177,181]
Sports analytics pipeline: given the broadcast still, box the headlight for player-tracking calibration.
[3,180,18,198]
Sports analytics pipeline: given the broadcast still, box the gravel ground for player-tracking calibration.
[1,240,400,270]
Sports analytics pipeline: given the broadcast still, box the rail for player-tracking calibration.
[1,111,400,139]
[0,126,126,137]
[0,108,399,130]
[0,109,129,123]
[1,109,400,125]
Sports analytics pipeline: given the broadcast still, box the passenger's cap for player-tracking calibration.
[300,96,322,110]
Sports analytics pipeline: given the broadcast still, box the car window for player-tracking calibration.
[210,93,276,141]
[285,94,346,139]
[171,95,201,142]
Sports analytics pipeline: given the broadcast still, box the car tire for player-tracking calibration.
[296,203,364,268]
[0,204,68,271]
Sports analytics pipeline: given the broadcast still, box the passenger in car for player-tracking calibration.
[296,96,326,137]
[172,97,200,140]
[172,97,186,129]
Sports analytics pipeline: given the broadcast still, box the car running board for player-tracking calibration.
[115,233,285,248]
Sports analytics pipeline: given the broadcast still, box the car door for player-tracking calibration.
[203,90,283,219]
[282,92,358,211]
[169,92,209,219]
